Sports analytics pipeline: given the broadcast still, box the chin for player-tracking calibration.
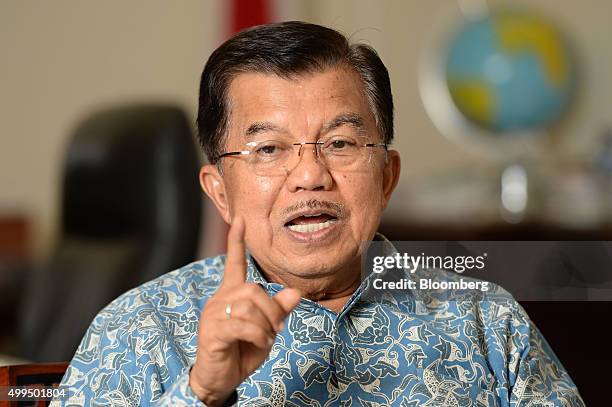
[284,252,353,277]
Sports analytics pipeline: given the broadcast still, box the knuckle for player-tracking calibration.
[230,301,249,319]
[235,302,267,325]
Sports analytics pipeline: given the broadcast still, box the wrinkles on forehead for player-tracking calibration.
[224,68,379,149]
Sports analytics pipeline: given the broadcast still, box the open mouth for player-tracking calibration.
[284,212,339,234]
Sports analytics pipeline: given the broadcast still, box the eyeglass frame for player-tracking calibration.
[216,139,388,174]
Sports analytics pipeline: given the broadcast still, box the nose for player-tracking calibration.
[285,143,333,192]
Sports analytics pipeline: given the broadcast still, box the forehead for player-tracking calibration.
[225,67,376,140]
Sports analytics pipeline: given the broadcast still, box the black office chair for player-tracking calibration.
[18,104,202,362]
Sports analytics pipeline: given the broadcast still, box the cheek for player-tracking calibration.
[234,175,283,247]
[237,175,281,219]
[341,173,384,207]
[253,176,275,194]
[339,173,384,227]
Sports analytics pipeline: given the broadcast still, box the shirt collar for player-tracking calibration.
[338,232,399,314]
[245,255,268,285]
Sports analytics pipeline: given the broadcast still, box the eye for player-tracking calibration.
[331,140,348,149]
[324,137,357,151]
[257,145,278,155]
[252,140,288,160]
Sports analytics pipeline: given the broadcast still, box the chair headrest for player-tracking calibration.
[61,104,201,238]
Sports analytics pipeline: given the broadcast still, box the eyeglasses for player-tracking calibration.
[217,135,387,176]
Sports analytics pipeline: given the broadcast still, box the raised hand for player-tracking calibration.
[189,216,301,406]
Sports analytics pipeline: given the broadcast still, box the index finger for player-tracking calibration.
[222,215,247,287]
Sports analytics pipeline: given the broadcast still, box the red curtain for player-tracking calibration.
[231,0,271,34]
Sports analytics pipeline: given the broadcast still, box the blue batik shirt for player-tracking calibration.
[52,235,584,406]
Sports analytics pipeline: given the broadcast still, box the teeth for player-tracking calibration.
[303,213,322,217]
[287,220,333,233]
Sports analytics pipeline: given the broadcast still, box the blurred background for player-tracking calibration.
[1,0,610,404]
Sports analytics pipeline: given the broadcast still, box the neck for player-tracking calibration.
[302,272,361,313]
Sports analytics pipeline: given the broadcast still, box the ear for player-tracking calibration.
[381,149,401,210]
[200,164,231,224]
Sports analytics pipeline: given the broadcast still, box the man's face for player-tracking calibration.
[202,67,400,284]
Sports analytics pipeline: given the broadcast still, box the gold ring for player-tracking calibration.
[225,303,232,320]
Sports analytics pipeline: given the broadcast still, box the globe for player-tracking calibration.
[445,10,576,134]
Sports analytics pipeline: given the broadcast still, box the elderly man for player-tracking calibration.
[54,21,583,406]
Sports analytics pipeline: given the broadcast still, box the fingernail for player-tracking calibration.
[268,337,275,346]
[277,321,285,332]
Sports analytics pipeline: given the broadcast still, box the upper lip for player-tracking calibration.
[283,208,340,226]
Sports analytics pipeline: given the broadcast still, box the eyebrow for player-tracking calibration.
[245,122,286,138]
[243,112,366,140]
[321,112,365,135]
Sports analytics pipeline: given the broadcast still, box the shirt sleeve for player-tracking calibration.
[508,303,586,406]
[50,297,206,406]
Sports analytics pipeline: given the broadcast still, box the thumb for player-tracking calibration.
[273,288,301,315]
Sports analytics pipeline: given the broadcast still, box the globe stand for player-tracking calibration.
[499,162,528,223]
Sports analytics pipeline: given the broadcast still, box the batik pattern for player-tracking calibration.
[52,236,584,406]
